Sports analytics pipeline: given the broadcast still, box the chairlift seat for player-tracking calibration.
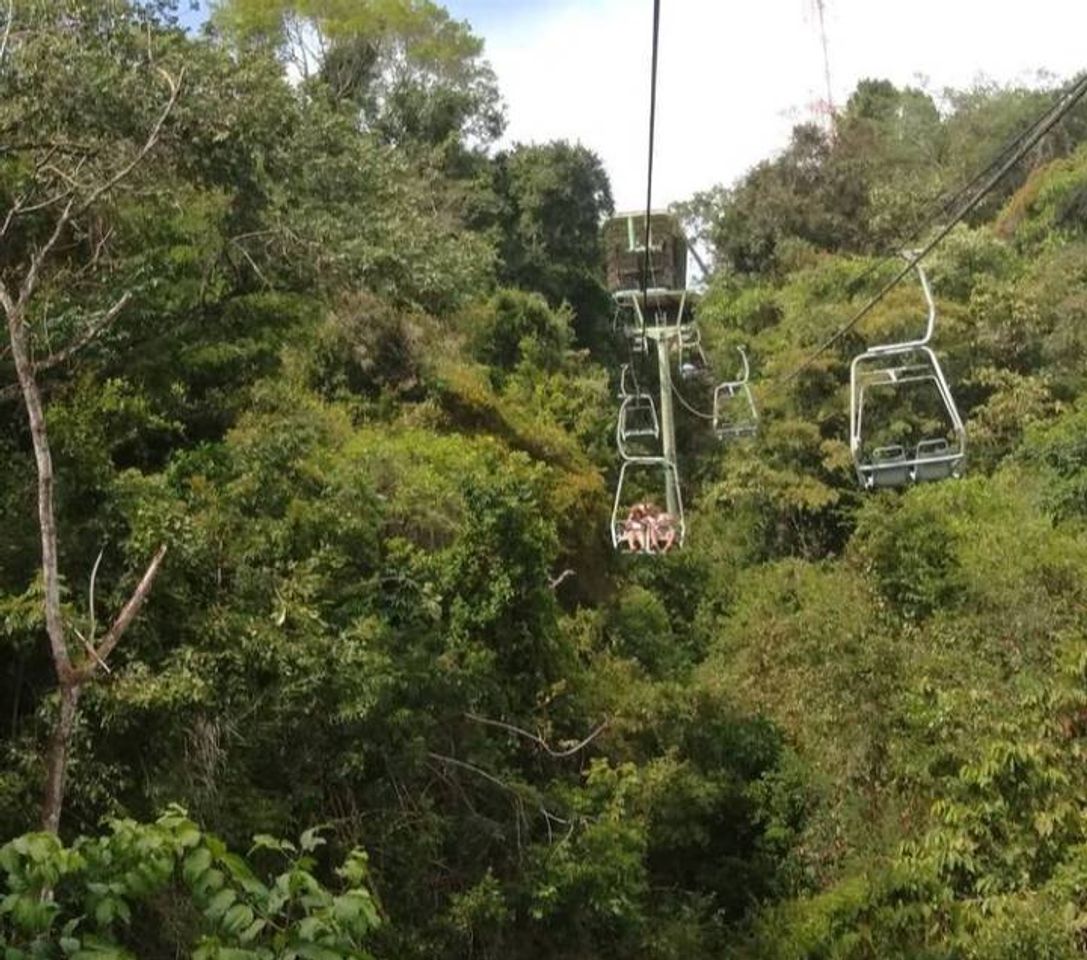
[712,385,758,439]
[912,438,961,483]
[863,445,910,488]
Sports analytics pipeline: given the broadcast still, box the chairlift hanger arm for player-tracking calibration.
[864,254,937,356]
[736,346,751,383]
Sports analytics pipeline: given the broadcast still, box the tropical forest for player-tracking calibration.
[4,1,1087,957]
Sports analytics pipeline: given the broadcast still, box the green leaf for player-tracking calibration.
[204,886,238,921]
[184,847,213,887]
[298,828,326,854]
[221,902,255,936]
[220,853,268,897]
[238,917,267,943]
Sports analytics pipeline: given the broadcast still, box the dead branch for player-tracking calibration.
[37,291,131,370]
[464,713,610,758]
[0,0,13,68]
[548,568,575,590]
[87,546,105,643]
[427,751,515,796]
[16,197,74,314]
[0,292,133,402]
[230,238,271,289]
[15,66,184,314]
[428,751,573,845]
[73,626,111,675]
[81,544,167,679]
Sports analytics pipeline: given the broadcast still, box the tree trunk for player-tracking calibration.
[41,682,81,834]
[6,302,81,834]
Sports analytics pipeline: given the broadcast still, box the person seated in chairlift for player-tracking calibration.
[620,503,650,552]
[647,507,678,553]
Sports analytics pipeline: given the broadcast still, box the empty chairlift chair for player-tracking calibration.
[618,394,661,450]
[677,322,710,380]
[713,347,759,439]
[850,258,966,489]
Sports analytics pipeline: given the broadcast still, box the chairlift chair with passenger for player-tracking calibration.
[610,458,686,553]
[850,258,966,489]
[713,347,759,439]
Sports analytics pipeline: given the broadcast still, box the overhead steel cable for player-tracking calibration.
[844,71,1087,297]
[623,0,662,402]
[670,376,716,421]
[776,70,1087,387]
[640,0,662,301]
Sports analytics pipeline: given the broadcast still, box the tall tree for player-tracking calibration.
[212,0,505,153]
[488,140,614,347]
[0,0,189,832]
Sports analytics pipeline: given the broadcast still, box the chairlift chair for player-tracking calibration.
[677,322,711,381]
[610,457,686,553]
[617,394,661,452]
[850,259,965,489]
[713,347,759,439]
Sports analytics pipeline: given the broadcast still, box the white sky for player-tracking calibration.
[459,0,1087,210]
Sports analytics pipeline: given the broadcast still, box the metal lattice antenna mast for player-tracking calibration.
[812,0,835,128]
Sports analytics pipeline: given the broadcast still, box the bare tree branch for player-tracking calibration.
[79,66,184,211]
[82,544,167,679]
[427,751,516,796]
[465,713,610,758]
[88,546,105,644]
[428,752,574,845]
[549,568,575,590]
[0,0,13,69]
[0,292,133,402]
[230,238,271,288]
[73,626,111,675]
[15,66,184,314]
[37,291,131,370]
[0,198,22,241]
[16,197,74,313]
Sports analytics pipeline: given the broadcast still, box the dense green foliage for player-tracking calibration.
[1,807,380,958]
[3,2,1087,957]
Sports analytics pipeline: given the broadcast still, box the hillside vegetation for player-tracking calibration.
[3,3,1087,958]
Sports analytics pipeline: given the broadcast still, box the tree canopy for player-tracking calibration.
[4,3,1087,958]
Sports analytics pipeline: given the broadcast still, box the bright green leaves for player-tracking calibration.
[0,809,379,957]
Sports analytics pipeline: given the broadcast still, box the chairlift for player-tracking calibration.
[850,258,965,489]
[617,394,661,452]
[713,347,759,439]
[610,458,686,554]
[677,323,710,381]
[618,363,641,399]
